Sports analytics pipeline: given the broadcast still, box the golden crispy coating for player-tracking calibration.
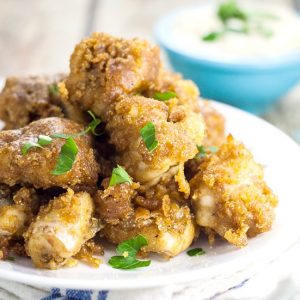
[24,189,99,269]
[146,70,200,110]
[0,205,30,237]
[103,195,195,258]
[0,186,40,238]
[95,179,139,224]
[199,100,226,147]
[0,117,99,190]
[63,33,205,185]
[190,135,278,247]
[148,71,225,147]
[0,75,86,129]
[107,96,201,184]
[64,32,160,118]
[137,166,187,210]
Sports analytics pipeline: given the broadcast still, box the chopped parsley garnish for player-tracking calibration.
[218,0,248,24]
[50,133,71,139]
[51,111,101,140]
[197,145,207,157]
[21,135,53,155]
[187,248,206,257]
[202,0,276,42]
[109,165,133,187]
[196,145,219,158]
[51,137,78,175]
[202,31,224,42]
[153,91,177,101]
[37,135,53,146]
[85,110,102,136]
[108,235,151,270]
[21,141,43,155]
[49,83,59,96]
[21,111,101,176]
[140,122,158,153]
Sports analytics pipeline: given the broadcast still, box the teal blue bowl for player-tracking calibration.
[155,9,300,115]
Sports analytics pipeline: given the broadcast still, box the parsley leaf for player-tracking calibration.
[51,137,78,175]
[196,145,219,158]
[49,84,59,96]
[108,256,151,270]
[50,133,72,139]
[51,111,101,139]
[116,235,148,257]
[187,248,206,256]
[197,145,207,158]
[202,31,224,42]
[153,91,177,101]
[85,110,102,136]
[140,122,158,153]
[203,0,277,42]
[218,0,248,24]
[21,141,43,155]
[109,165,133,187]
[109,235,151,270]
[37,135,53,146]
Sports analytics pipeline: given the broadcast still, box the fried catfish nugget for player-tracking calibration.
[0,186,39,238]
[0,117,99,189]
[64,32,160,117]
[0,75,86,129]
[96,179,195,258]
[149,71,225,147]
[95,178,138,225]
[107,96,202,184]
[103,195,195,258]
[190,135,278,247]
[25,189,99,269]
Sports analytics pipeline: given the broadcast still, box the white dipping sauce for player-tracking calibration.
[172,2,300,61]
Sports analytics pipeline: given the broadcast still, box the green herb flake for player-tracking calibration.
[109,165,133,187]
[50,133,72,139]
[108,256,151,270]
[196,145,219,158]
[21,141,43,155]
[116,235,148,258]
[203,0,277,42]
[49,84,59,96]
[37,135,53,146]
[153,91,177,101]
[51,111,101,140]
[187,248,206,257]
[202,31,224,42]
[51,137,78,175]
[197,145,207,158]
[109,235,151,270]
[86,110,102,136]
[140,122,158,153]
[5,256,15,261]
[218,0,248,24]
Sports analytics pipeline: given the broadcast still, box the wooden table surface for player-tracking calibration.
[0,0,299,140]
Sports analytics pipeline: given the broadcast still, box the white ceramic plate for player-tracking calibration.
[0,101,299,290]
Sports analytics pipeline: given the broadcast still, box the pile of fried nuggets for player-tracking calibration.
[0,33,277,269]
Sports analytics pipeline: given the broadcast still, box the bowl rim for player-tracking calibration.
[154,3,300,70]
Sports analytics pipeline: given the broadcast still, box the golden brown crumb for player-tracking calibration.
[0,117,100,190]
[190,135,278,247]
